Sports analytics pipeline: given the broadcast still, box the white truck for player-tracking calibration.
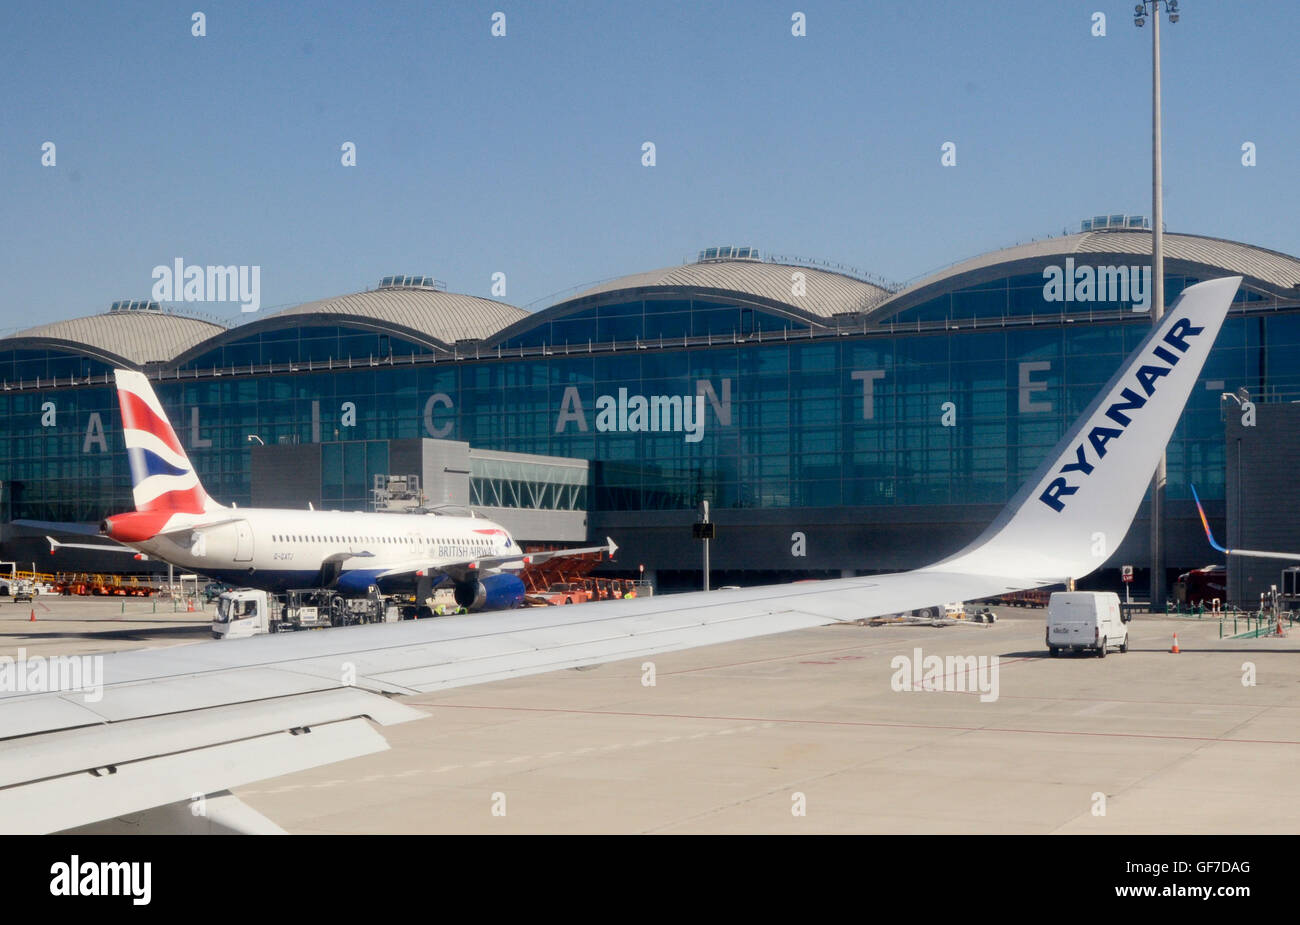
[212,588,399,639]
[213,589,272,639]
[1046,591,1129,658]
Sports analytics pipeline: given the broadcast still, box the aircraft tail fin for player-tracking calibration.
[113,369,219,514]
[1191,483,1299,562]
[932,276,1241,583]
[1190,484,1229,553]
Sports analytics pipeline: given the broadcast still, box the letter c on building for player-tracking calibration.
[424,393,454,438]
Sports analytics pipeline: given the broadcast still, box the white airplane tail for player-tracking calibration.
[931,276,1241,583]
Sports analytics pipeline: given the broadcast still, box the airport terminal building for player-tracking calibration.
[3,222,1299,597]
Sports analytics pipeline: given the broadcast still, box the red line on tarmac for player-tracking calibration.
[418,703,1300,747]
[981,690,1300,709]
[664,646,1038,689]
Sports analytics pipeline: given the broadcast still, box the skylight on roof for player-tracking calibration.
[696,245,760,263]
[377,275,447,291]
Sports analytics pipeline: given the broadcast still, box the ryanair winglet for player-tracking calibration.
[932,276,1241,583]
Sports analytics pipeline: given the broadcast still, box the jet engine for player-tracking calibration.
[453,573,525,611]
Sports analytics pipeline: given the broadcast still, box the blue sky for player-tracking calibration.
[2,0,1296,330]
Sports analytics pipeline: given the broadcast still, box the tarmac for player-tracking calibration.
[3,594,1298,833]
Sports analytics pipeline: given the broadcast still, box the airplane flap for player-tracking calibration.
[0,687,424,789]
[0,717,391,834]
[64,790,290,835]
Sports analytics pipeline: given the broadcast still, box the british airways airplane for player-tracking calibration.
[73,370,616,612]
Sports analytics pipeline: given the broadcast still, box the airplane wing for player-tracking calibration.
[37,516,245,556]
[12,519,103,536]
[0,276,1240,834]
[45,517,246,557]
[374,537,619,583]
[7,521,143,556]
[47,536,143,556]
[1191,484,1299,562]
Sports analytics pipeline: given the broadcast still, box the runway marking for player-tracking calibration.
[417,702,1300,747]
[962,689,1300,709]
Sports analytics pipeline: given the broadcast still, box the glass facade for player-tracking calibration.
[2,269,1297,526]
[891,273,1273,324]
[500,298,808,349]
[322,440,390,511]
[469,457,589,511]
[182,324,427,369]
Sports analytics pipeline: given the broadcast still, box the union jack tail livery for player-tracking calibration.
[114,369,218,515]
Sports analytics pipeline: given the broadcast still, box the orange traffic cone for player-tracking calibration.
[28,608,35,622]
[1170,633,1180,654]
[186,598,195,613]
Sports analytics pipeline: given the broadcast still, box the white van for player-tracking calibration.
[1046,591,1128,658]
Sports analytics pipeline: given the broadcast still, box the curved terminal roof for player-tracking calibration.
[487,258,893,345]
[566,259,890,320]
[265,288,527,346]
[869,230,1300,322]
[3,310,226,367]
[4,233,1297,368]
[169,286,529,367]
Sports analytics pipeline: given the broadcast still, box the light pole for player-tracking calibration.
[700,500,711,592]
[1135,0,1180,612]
